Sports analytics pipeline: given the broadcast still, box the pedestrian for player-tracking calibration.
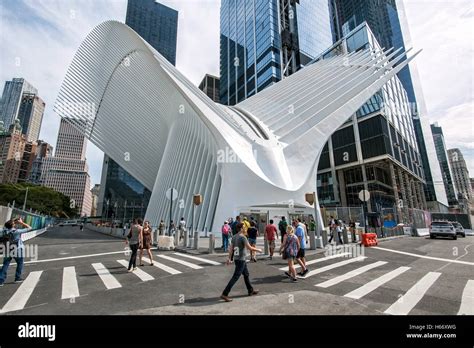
[349,219,357,243]
[247,220,259,262]
[295,218,309,276]
[221,221,231,252]
[265,219,278,260]
[329,220,344,244]
[169,220,176,236]
[158,220,165,236]
[220,222,261,302]
[0,218,32,286]
[278,216,288,243]
[279,225,299,282]
[178,217,186,242]
[125,218,142,272]
[242,216,250,233]
[139,220,153,266]
[231,216,241,236]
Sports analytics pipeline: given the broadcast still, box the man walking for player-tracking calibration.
[231,216,241,236]
[265,219,278,260]
[278,216,288,243]
[178,217,186,242]
[220,222,261,302]
[0,218,32,286]
[295,218,309,276]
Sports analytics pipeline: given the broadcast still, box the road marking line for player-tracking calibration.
[142,257,181,275]
[458,279,474,315]
[279,253,350,271]
[1,271,43,313]
[384,272,441,315]
[116,260,154,282]
[344,266,411,299]
[24,250,131,264]
[316,261,387,288]
[91,263,121,290]
[157,254,203,269]
[301,256,367,279]
[372,247,474,266]
[61,266,80,300]
[172,253,221,265]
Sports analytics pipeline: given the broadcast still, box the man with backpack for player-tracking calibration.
[278,216,288,243]
[0,218,32,286]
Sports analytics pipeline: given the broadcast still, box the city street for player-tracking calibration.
[0,226,472,315]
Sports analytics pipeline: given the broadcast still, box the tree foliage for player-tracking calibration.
[0,183,78,218]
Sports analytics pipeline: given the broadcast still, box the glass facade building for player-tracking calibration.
[219,0,333,106]
[99,0,178,222]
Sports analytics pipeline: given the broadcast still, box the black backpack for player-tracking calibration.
[0,228,17,247]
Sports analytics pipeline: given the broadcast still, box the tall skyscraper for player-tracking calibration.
[431,123,457,206]
[0,78,45,142]
[448,149,472,202]
[41,118,92,217]
[219,0,333,106]
[0,120,27,184]
[98,0,178,221]
[28,140,53,185]
[198,74,220,103]
[330,0,448,211]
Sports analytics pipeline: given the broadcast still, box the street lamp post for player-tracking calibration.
[22,186,29,211]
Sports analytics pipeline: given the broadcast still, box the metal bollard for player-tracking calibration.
[342,227,349,244]
[184,230,189,248]
[322,229,328,246]
[309,230,316,250]
[174,230,179,247]
[209,233,215,254]
[193,231,199,250]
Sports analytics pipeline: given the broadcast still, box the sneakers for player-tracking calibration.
[127,269,133,273]
[248,289,259,296]
[284,271,291,278]
[14,279,23,283]
[292,277,298,282]
[220,294,233,302]
[133,267,137,271]
[298,268,309,276]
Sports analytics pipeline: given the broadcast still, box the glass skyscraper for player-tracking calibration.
[219,0,333,106]
[99,0,178,222]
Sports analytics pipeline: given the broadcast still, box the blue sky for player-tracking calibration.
[0,0,472,188]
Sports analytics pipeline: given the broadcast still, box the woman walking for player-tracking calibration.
[139,220,154,266]
[280,226,300,282]
[221,221,231,252]
[126,218,143,272]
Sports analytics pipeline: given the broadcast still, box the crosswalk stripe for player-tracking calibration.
[279,253,351,271]
[315,261,387,288]
[142,257,181,275]
[61,266,80,300]
[344,266,411,299]
[384,271,441,315]
[91,263,121,290]
[300,256,367,279]
[172,253,221,265]
[1,271,43,313]
[458,279,474,315]
[157,254,203,269]
[117,260,154,282]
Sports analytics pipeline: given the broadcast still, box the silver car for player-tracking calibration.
[451,222,466,238]
[430,221,456,240]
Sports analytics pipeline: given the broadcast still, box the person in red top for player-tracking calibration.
[265,220,279,260]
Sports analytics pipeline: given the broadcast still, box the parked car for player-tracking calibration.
[430,221,456,240]
[59,220,78,227]
[451,222,465,238]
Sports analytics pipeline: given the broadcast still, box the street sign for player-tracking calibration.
[358,190,370,202]
[166,188,178,201]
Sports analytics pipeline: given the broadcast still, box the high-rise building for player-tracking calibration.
[198,74,220,103]
[0,78,45,142]
[219,0,333,106]
[41,118,92,217]
[98,0,179,221]
[313,23,426,222]
[28,140,53,185]
[431,124,457,206]
[330,0,448,212]
[0,120,27,184]
[448,149,472,202]
[17,141,37,183]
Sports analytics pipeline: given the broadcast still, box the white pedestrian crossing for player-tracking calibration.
[458,279,474,315]
[279,253,351,271]
[92,263,121,290]
[344,266,411,299]
[142,257,181,275]
[61,266,80,300]
[315,261,387,288]
[157,254,203,269]
[172,253,221,266]
[384,272,441,315]
[117,260,154,282]
[1,271,43,313]
[300,256,367,279]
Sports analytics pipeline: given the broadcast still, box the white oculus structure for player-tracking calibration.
[55,21,419,233]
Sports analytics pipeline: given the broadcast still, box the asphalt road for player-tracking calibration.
[0,225,472,315]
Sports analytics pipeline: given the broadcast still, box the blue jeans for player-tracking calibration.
[0,256,24,283]
[222,234,229,251]
[222,260,253,296]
